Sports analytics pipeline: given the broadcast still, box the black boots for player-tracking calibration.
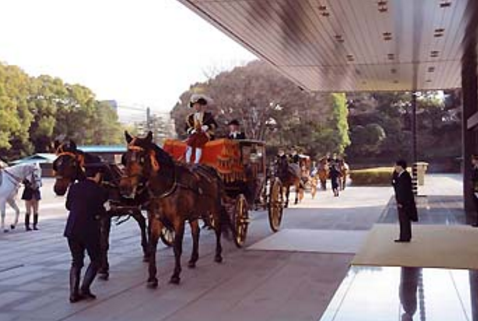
[69,267,84,303]
[69,263,98,303]
[80,263,98,300]
[25,214,32,231]
[33,214,39,230]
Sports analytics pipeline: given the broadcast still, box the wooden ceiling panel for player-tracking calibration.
[179,0,478,91]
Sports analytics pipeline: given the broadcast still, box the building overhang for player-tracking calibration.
[178,0,478,92]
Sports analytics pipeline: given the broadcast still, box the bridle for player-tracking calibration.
[53,145,85,178]
[123,142,184,200]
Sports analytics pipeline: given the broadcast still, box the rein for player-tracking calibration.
[125,143,200,201]
[3,168,24,184]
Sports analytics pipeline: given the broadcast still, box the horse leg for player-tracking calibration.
[98,216,111,280]
[294,184,299,205]
[132,211,149,262]
[170,220,185,284]
[188,219,199,268]
[213,205,223,263]
[147,216,162,289]
[0,201,7,233]
[6,198,20,230]
[284,186,290,208]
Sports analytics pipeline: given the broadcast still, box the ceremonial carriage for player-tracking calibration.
[163,138,285,247]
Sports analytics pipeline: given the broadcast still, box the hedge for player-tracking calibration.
[349,167,394,186]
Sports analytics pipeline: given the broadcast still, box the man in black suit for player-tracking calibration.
[472,155,478,227]
[227,119,246,140]
[392,159,417,243]
[64,166,108,303]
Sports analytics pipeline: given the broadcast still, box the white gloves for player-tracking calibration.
[201,125,209,132]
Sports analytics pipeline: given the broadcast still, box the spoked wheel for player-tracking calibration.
[233,194,249,248]
[160,226,175,247]
[268,178,284,232]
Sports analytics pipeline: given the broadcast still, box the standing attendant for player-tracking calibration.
[471,155,478,227]
[64,167,108,303]
[185,94,217,164]
[22,170,42,231]
[392,160,418,243]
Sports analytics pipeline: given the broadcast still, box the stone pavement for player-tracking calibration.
[0,174,462,321]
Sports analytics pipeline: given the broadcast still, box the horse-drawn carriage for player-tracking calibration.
[163,138,285,247]
[52,135,285,286]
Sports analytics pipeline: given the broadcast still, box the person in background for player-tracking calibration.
[227,119,246,140]
[290,148,300,164]
[329,164,341,197]
[471,155,478,227]
[22,169,42,231]
[64,166,108,303]
[391,159,417,243]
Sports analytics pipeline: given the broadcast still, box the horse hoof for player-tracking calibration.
[147,279,158,289]
[3,229,9,233]
[98,273,109,281]
[188,261,196,268]
[10,225,15,230]
[214,256,223,263]
[169,276,180,285]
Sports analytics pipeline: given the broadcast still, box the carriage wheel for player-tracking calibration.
[233,194,249,248]
[160,226,175,247]
[268,178,284,232]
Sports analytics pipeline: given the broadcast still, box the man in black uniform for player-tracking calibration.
[227,119,246,140]
[64,166,108,303]
[391,160,417,243]
[472,155,478,227]
[290,148,300,164]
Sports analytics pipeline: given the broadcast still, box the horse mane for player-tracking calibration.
[130,137,175,169]
[149,143,175,169]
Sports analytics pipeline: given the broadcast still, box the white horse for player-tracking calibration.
[0,163,42,232]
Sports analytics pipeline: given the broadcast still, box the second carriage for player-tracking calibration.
[163,138,285,247]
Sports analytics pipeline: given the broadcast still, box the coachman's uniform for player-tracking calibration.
[64,178,108,302]
[185,94,218,164]
[185,111,217,141]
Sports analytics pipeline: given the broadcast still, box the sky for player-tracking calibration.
[0,0,256,113]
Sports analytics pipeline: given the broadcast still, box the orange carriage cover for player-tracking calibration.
[162,139,245,182]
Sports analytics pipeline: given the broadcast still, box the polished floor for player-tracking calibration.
[320,266,478,321]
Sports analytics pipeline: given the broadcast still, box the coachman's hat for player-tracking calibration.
[189,94,209,108]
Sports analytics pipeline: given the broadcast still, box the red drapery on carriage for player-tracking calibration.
[163,138,245,183]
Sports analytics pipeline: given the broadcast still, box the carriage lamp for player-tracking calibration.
[250,153,259,163]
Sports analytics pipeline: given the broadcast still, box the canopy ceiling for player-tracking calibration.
[178,0,478,92]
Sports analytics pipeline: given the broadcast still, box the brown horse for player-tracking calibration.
[317,157,330,190]
[119,131,230,288]
[275,156,304,207]
[338,159,349,190]
[52,140,149,280]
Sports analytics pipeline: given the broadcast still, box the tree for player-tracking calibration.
[171,60,337,156]
[330,93,350,154]
[0,60,125,161]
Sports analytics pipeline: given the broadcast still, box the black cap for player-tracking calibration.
[227,119,240,126]
[396,159,407,169]
[84,165,103,177]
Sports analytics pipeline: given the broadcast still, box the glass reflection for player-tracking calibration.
[400,267,421,321]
